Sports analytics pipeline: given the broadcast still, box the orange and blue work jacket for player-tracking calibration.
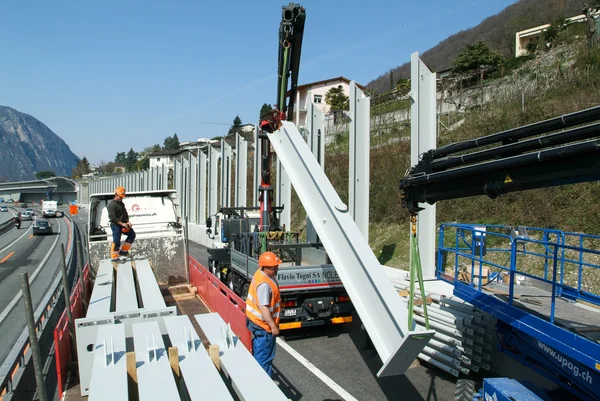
[246,269,281,332]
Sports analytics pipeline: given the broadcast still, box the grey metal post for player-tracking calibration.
[183,217,190,280]
[276,158,291,229]
[235,133,248,207]
[220,139,232,208]
[306,103,325,243]
[410,52,437,279]
[77,238,88,310]
[21,272,48,401]
[199,151,207,223]
[60,243,77,359]
[252,127,261,207]
[348,80,371,242]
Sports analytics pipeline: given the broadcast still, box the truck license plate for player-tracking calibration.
[284,309,297,317]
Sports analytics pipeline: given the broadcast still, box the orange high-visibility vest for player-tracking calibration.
[246,269,281,332]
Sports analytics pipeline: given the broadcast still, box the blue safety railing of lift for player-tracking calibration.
[437,223,600,313]
[436,223,600,400]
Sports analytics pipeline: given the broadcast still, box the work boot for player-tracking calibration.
[119,251,130,257]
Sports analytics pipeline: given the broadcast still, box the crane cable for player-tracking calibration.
[408,214,431,331]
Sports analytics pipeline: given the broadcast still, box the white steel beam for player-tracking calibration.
[220,139,232,208]
[348,81,370,241]
[305,103,325,243]
[75,259,115,396]
[268,122,434,377]
[88,324,127,401]
[135,259,166,310]
[87,259,113,317]
[235,133,247,208]
[410,52,437,279]
[208,146,219,217]
[220,344,288,401]
[195,313,287,401]
[116,262,138,312]
[132,321,179,401]
[164,316,234,401]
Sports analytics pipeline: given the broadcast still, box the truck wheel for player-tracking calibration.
[241,283,250,301]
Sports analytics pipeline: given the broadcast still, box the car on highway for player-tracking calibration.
[21,203,28,208]
[26,208,35,215]
[21,211,33,221]
[33,220,52,235]
[0,206,7,212]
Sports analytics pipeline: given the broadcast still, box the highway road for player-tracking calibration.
[0,203,18,224]
[0,204,78,364]
[189,242,458,401]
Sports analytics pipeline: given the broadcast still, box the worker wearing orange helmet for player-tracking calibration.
[246,251,282,377]
[107,186,136,262]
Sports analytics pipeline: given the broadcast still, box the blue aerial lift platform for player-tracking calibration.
[400,106,600,400]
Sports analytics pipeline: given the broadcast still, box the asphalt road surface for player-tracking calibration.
[0,205,74,363]
[188,241,458,401]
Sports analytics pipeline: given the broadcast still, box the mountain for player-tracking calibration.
[367,0,591,93]
[0,106,79,182]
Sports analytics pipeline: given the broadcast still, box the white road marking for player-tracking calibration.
[0,218,63,325]
[276,337,358,401]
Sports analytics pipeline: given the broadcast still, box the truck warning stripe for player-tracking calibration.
[0,252,14,264]
[279,281,343,290]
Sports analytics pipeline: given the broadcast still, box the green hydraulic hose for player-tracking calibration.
[279,45,290,111]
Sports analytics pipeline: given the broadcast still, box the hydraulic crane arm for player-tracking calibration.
[277,3,306,122]
[400,106,600,214]
[258,3,306,230]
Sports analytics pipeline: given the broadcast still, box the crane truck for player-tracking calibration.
[206,3,354,330]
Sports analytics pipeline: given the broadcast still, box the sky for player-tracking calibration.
[0,0,519,165]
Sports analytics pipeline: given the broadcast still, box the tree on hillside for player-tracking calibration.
[325,85,349,123]
[125,148,139,172]
[163,134,180,150]
[36,171,56,180]
[97,161,118,175]
[228,115,243,135]
[260,103,274,119]
[71,157,91,178]
[115,152,126,165]
[452,41,504,74]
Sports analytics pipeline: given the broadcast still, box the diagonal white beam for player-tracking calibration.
[268,122,434,377]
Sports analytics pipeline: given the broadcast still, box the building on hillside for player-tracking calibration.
[515,11,600,57]
[288,76,366,126]
[240,123,255,133]
[113,164,126,174]
[148,149,190,169]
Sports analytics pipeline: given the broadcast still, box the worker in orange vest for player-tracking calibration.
[246,251,282,377]
[107,186,136,262]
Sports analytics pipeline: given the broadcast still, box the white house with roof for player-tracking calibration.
[149,148,190,170]
[515,11,600,57]
[289,76,367,126]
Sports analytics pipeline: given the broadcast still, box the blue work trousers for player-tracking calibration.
[110,224,136,250]
[247,319,276,377]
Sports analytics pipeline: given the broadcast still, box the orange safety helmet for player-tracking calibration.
[115,186,126,198]
[258,251,282,267]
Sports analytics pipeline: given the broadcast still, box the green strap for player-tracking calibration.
[409,232,430,330]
